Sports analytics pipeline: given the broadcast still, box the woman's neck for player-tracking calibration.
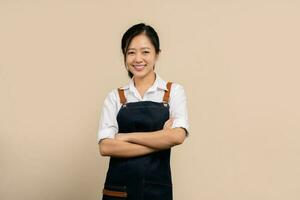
[133,72,156,90]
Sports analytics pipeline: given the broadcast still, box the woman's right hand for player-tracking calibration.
[163,118,174,130]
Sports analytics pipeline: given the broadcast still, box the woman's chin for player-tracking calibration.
[132,71,146,78]
[133,71,155,79]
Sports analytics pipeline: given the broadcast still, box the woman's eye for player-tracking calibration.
[143,51,150,54]
[127,52,134,55]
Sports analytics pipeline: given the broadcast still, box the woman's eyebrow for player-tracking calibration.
[127,47,151,50]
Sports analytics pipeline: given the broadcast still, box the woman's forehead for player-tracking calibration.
[128,35,153,48]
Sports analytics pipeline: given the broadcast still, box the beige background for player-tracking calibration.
[1,0,300,200]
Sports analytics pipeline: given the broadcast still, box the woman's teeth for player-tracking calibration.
[133,65,145,71]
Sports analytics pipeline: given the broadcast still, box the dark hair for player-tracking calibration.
[121,23,161,78]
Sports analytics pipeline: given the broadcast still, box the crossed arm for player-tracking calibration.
[98,119,186,158]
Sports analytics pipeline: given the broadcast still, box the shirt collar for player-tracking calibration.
[120,73,168,92]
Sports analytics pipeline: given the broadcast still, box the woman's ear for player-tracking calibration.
[155,51,161,60]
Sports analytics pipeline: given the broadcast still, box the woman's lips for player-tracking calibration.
[133,65,145,71]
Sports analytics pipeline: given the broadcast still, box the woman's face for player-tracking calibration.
[125,34,158,80]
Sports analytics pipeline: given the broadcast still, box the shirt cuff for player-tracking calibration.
[172,118,190,137]
[97,128,117,143]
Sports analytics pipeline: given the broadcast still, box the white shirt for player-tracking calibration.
[97,74,189,143]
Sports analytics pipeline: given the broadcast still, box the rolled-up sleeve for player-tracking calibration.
[97,90,119,143]
[169,83,190,136]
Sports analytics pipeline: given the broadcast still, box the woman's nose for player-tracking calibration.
[134,53,143,62]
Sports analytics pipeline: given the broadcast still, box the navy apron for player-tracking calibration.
[102,82,173,200]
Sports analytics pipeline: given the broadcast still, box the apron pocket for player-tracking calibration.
[142,180,172,200]
[102,184,127,200]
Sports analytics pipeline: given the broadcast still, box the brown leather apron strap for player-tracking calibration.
[117,88,127,105]
[103,189,128,198]
[118,82,172,104]
[163,82,173,103]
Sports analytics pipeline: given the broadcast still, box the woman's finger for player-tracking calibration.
[163,119,171,128]
[164,118,174,129]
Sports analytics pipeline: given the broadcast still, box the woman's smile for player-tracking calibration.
[133,64,146,71]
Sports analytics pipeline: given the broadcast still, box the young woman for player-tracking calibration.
[97,23,189,200]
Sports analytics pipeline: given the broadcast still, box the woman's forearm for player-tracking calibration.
[117,128,186,150]
[99,138,157,158]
